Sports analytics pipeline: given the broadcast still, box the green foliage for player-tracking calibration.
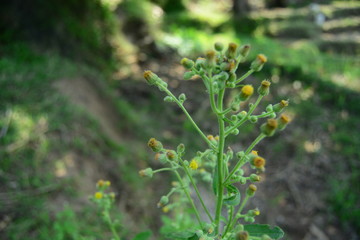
[243,224,285,239]
[141,42,289,238]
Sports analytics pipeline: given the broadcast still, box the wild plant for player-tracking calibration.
[140,42,290,240]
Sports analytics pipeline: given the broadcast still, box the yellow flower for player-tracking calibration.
[97,180,105,187]
[94,192,103,199]
[251,150,258,156]
[189,159,199,170]
[257,54,267,63]
[253,157,266,168]
[105,181,111,187]
[162,206,170,213]
[241,85,254,97]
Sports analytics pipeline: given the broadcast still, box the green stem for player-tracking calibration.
[228,195,250,234]
[214,89,226,234]
[235,69,254,84]
[153,168,174,173]
[255,111,274,118]
[223,134,266,185]
[178,158,214,222]
[160,86,216,150]
[225,95,263,136]
[174,170,204,228]
[105,211,121,240]
[222,206,234,237]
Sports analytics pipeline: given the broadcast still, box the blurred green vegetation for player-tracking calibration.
[1,0,360,238]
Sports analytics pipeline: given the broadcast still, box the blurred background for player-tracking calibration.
[0,0,359,239]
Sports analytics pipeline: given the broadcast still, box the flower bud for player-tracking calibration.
[278,114,291,130]
[258,80,271,96]
[179,93,187,102]
[157,196,169,207]
[237,111,247,119]
[228,72,236,82]
[189,159,199,170]
[248,208,260,217]
[183,71,195,80]
[220,60,236,72]
[155,152,168,164]
[273,100,289,113]
[214,42,224,52]
[166,150,178,161]
[226,42,238,59]
[206,50,216,68]
[195,57,206,70]
[164,96,175,102]
[250,54,267,72]
[232,129,239,135]
[139,168,153,178]
[249,116,258,123]
[180,58,194,69]
[266,104,273,112]
[144,70,160,85]
[236,231,249,240]
[246,184,257,197]
[148,138,163,152]
[250,174,261,182]
[94,192,103,199]
[260,119,278,136]
[239,85,254,101]
[177,143,185,155]
[252,156,266,168]
[244,216,255,223]
[238,44,251,62]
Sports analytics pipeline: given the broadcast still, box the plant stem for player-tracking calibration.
[223,134,266,185]
[235,69,254,84]
[104,211,121,240]
[214,89,226,234]
[153,168,174,173]
[227,195,250,235]
[174,170,204,228]
[222,206,234,237]
[225,95,263,136]
[178,158,214,222]
[160,86,216,150]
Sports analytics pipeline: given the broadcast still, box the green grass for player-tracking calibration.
[0,43,131,239]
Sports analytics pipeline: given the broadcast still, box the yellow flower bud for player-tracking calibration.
[189,159,199,170]
[94,192,103,199]
[253,157,266,168]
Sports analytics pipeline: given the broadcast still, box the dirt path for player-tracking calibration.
[54,77,122,144]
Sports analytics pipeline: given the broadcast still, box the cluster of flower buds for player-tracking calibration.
[91,180,116,210]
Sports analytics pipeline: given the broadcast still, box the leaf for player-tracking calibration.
[223,184,241,206]
[165,231,196,239]
[244,224,285,239]
[132,231,152,240]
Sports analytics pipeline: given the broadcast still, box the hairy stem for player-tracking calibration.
[160,86,216,150]
[174,170,204,228]
[214,89,226,234]
[179,158,214,222]
[224,133,266,185]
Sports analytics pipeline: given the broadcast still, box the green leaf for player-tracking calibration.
[132,231,152,240]
[165,231,196,239]
[224,184,241,206]
[244,224,285,239]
